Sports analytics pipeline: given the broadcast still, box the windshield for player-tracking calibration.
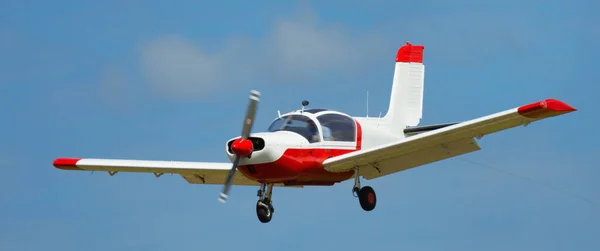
[268,115,320,143]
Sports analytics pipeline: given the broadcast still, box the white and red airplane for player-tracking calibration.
[53,42,576,223]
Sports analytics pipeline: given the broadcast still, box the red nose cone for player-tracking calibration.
[231,138,253,157]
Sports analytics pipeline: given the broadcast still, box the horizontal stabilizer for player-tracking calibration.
[404,122,459,136]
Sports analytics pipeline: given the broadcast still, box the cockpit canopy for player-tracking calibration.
[267,112,356,143]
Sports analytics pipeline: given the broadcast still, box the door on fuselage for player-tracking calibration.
[314,113,358,149]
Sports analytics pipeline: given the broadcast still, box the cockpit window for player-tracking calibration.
[316,113,356,142]
[268,115,321,143]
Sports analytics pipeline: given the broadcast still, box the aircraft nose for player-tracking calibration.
[231,138,253,157]
[226,137,265,157]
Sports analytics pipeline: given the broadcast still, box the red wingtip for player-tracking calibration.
[396,41,424,63]
[517,99,577,119]
[53,157,83,170]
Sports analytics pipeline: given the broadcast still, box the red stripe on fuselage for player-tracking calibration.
[237,148,355,185]
[355,120,362,150]
[238,119,364,186]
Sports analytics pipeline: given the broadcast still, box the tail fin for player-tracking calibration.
[382,42,425,135]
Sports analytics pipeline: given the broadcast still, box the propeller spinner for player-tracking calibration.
[218,90,261,203]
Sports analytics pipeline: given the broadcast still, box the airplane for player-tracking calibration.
[53,41,577,223]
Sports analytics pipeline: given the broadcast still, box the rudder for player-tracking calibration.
[382,42,425,135]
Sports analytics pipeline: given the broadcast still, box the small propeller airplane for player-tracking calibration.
[53,41,577,223]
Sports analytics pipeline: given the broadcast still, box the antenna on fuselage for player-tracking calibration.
[366,90,369,117]
[301,100,309,113]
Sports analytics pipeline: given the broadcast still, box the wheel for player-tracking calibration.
[358,186,376,211]
[256,200,273,223]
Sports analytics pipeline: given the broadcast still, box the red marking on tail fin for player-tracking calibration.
[517,99,577,119]
[53,158,83,170]
[396,41,424,63]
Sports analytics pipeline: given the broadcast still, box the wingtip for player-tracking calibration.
[544,98,577,112]
[518,98,577,119]
[53,157,83,170]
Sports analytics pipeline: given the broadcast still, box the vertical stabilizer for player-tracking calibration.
[382,42,425,135]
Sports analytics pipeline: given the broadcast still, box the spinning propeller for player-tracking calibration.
[218,90,261,203]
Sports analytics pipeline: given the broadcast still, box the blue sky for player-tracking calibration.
[1,0,599,250]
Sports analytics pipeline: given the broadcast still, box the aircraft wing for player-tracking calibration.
[323,99,576,179]
[53,157,279,186]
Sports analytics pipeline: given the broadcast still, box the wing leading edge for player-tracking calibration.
[53,158,267,186]
[324,98,576,179]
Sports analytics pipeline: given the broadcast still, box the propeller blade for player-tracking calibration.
[219,156,240,203]
[218,90,261,203]
[241,90,260,139]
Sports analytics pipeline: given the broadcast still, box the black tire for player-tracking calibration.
[358,186,377,211]
[256,201,273,223]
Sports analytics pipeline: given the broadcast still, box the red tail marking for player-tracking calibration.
[396,41,424,63]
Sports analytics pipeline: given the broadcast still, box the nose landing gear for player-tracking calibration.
[256,183,275,223]
[352,167,377,211]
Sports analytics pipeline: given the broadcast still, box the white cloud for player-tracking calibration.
[137,9,388,100]
[99,66,134,107]
[139,35,234,99]
[265,12,378,78]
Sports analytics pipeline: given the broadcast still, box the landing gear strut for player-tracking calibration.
[256,183,275,223]
[352,167,376,211]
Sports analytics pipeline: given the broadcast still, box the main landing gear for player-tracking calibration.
[254,168,375,223]
[256,183,275,223]
[352,167,377,211]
